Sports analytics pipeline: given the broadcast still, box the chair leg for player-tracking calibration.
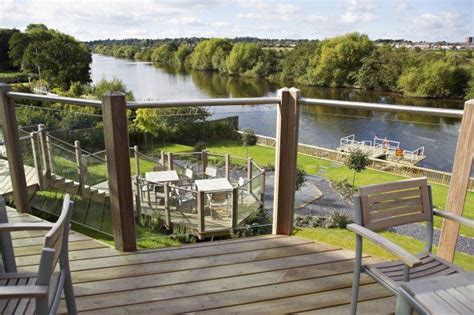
[395,292,413,315]
[350,235,363,315]
[36,297,49,315]
[63,270,78,315]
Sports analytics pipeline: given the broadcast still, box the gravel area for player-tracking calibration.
[264,172,473,255]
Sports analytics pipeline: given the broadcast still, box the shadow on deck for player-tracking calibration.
[8,207,395,314]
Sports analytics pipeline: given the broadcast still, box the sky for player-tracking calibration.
[0,0,472,42]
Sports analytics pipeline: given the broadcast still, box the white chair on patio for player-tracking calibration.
[0,195,77,315]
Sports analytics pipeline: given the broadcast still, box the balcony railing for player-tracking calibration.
[0,83,472,263]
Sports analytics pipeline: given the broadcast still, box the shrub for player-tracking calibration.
[193,141,207,152]
[325,212,351,228]
[332,178,354,200]
[295,167,307,191]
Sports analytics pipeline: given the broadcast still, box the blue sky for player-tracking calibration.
[1,0,472,41]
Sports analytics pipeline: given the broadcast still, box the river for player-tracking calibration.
[90,54,465,172]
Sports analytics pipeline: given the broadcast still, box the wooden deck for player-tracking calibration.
[0,160,38,196]
[6,206,396,314]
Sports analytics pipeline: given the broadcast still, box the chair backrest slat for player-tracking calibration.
[358,178,432,230]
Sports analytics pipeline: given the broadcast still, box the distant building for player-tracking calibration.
[467,37,473,47]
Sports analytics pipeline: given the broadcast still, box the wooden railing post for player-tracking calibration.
[133,145,140,176]
[30,131,44,189]
[202,150,208,176]
[133,146,141,217]
[260,169,266,209]
[160,151,165,166]
[37,124,51,179]
[197,191,205,233]
[102,92,136,252]
[247,157,253,194]
[164,183,171,228]
[273,87,300,235]
[74,140,85,192]
[438,100,474,261]
[232,187,238,229]
[167,152,173,170]
[45,134,54,175]
[0,84,30,213]
[225,153,230,179]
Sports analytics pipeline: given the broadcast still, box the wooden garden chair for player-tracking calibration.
[0,195,77,315]
[347,177,473,315]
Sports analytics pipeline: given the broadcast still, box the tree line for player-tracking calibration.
[93,33,473,99]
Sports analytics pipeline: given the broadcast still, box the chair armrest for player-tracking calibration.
[347,223,422,267]
[433,210,474,228]
[0,222,54,232]
[0,285,48,298]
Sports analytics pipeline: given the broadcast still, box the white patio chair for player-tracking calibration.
[0,195,77,315]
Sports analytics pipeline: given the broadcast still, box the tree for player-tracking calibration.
[151,43,177,67]
[295,168,307,191]
[190,38,232,71]
[345,149,370,189]
[10,24,91,89]
[241,129,257,158]
[309,33,374,87]
[226,43,261,75]
[0,29,20,71]
[398,60,470,98]
[175,44,193,67]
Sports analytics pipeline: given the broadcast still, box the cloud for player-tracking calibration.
[403,10,468,40]
[340,0,379,24]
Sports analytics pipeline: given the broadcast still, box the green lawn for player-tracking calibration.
[295,228,473,271]
[154,139,474,238]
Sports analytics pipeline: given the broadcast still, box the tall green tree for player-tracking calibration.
[190,38,232,71]
[309,33,374,87]
[8,24,91,89]
[0,29,20,71]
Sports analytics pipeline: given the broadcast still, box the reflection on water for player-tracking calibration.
[91,54,463,172]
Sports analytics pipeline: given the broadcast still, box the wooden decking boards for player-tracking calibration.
[6,206,395,314]
[0,160,38,196]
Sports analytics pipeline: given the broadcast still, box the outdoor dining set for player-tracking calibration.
[139,164,239,218]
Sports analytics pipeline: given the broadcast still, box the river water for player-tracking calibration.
[90,54,464,172]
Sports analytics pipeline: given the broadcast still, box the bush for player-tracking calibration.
[325,212,351,228]
[294,212,351,229]
[193,141,207,152]
[332,178,354,200]
[0,72,29,83]
[295,167,307,191]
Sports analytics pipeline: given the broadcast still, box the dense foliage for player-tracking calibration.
[1,24,91,89]
[92,33,473,99]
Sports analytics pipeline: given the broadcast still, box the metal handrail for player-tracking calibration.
[6,91,466,119]
[6,91,102,107]
[126,97,280,108]
[299,98,464,118]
